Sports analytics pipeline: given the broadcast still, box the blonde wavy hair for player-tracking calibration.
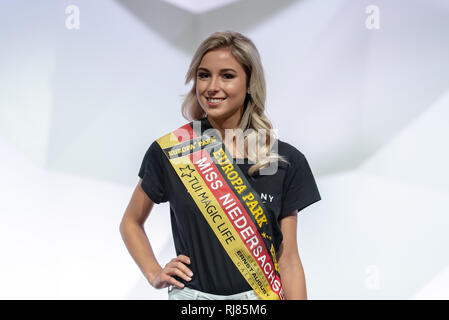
[180,30,290,176]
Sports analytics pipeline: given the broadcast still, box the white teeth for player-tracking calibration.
[208,98,225,103]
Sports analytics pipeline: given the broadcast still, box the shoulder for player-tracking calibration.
[141,138,167,167]
[143,140,163,158]
[274,138,306,169]
[276,139,304,158]
[151,120,196,151]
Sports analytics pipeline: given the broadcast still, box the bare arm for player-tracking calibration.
[119,179,192,289]
[277,211,308,300]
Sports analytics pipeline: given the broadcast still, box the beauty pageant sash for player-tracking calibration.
[156,120,284,300]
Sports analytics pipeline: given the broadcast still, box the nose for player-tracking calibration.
[207,75,220,94]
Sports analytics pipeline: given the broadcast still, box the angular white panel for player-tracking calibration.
[359,89,449,191]
[163,0,240,14]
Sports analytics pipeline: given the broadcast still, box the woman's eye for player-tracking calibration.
[197,73,234,79]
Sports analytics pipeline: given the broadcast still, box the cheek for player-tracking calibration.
[225,82,246,98]
[196,82,207,97]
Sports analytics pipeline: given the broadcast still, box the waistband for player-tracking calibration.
[168,285,261,300]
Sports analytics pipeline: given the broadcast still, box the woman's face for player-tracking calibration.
[196,47,248,121]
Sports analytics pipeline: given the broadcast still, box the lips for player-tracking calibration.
[206,97,226,106]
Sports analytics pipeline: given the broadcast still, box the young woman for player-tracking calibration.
[119,31,321,300]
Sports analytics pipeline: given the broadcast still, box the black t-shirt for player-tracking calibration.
[138,117,321,295]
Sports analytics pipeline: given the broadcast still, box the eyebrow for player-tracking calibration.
[197,67,237,73]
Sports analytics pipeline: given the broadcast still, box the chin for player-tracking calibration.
[205,108,227,119]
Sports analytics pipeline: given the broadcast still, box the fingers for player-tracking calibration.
[167,274,185,289]
[169,255,193,278]
[161,255,193,289]
[177,254,191,265]
[167,267,191,283]
[174,261,194,278]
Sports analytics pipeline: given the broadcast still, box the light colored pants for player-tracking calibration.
[168,285,262,300]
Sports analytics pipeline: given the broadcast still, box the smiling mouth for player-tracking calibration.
[206,97,227,106]
[207,97,226,102]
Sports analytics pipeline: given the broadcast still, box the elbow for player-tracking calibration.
[119,220,126,235]
[119,216,143,235]
[119,217,130,235]
[278,252,302,272]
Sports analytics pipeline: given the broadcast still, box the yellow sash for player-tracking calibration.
[156,120,284,300]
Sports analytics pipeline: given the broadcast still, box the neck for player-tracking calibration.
[206,111,243,141]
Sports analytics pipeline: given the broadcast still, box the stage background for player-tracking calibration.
[0,0,448,299]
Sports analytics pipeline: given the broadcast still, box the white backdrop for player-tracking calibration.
[0,0,448,299]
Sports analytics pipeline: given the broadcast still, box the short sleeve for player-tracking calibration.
[138,140,168,204]
[280,150,321,218]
